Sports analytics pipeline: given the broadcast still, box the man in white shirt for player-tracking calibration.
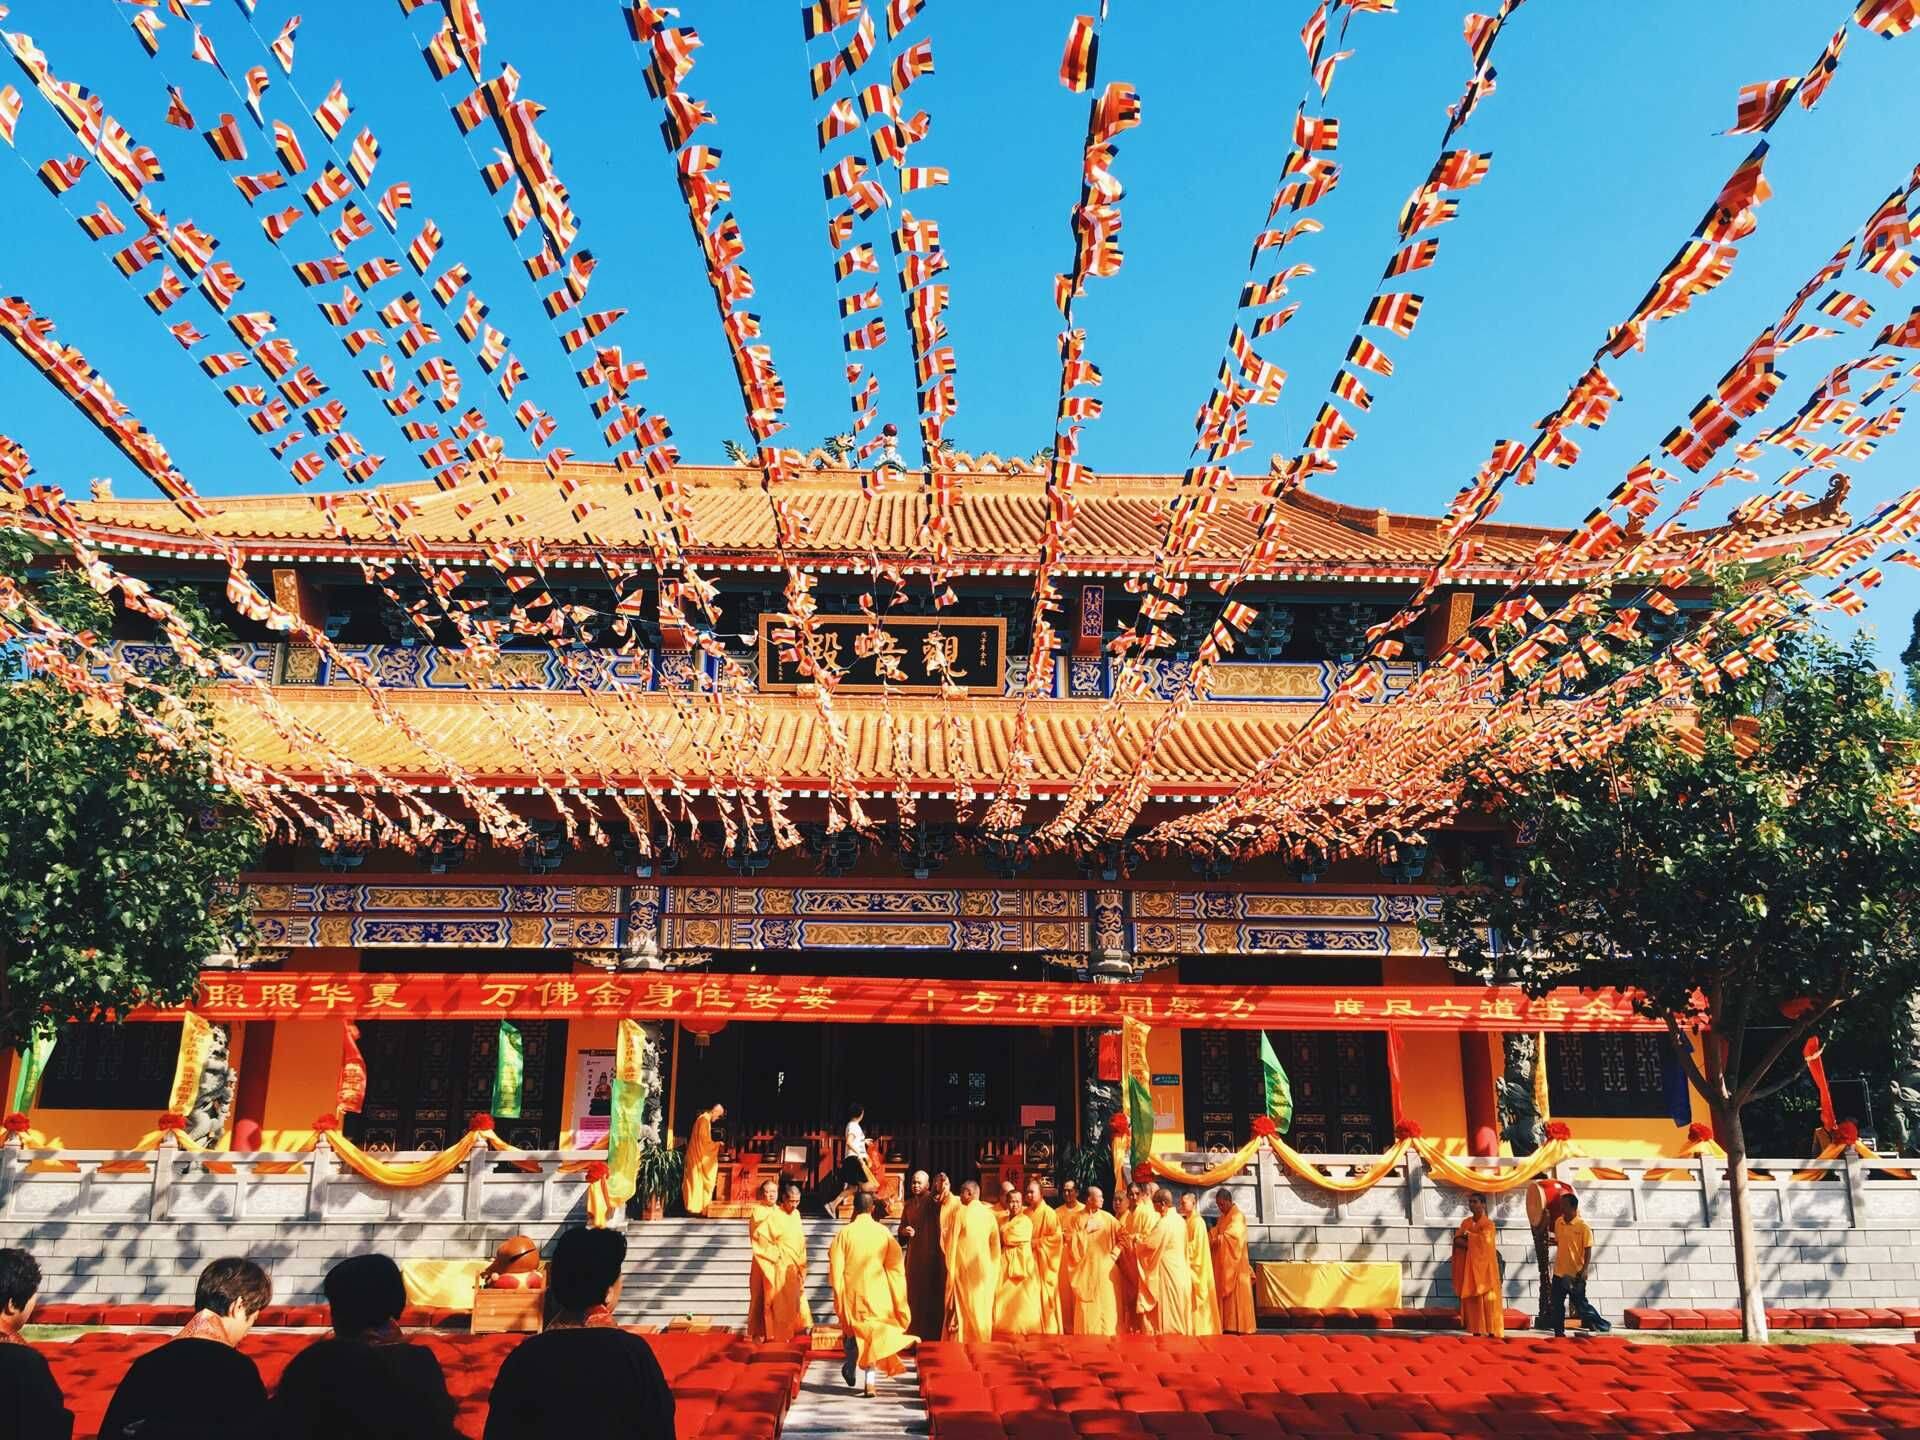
[825,1101,877,1218]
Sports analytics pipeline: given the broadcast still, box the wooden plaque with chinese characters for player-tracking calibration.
[758,614,1006,694]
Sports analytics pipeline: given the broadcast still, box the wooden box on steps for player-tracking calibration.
[472,1289,543,1334]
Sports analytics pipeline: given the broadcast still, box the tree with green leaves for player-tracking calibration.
[0,533,260,1094]
[1427,632,1920,1342]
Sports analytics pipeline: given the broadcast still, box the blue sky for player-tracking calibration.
[3,2,1919,668]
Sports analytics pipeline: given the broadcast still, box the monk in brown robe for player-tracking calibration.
[898,1170,947,1341]
[1211,1189,1257,1334]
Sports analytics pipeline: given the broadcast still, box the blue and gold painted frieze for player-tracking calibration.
[245,882,621,949]
[662,886,1090,953]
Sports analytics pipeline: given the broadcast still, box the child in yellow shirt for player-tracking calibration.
[1548,1194,1612,1336]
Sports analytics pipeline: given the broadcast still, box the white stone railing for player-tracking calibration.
[1152,1149,1920,1230]
[4,1139,1915,1232]
[0,1138,613,1227]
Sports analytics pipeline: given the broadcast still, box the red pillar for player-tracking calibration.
[229,1021,276,1152]
[1460,1032,1499,1157]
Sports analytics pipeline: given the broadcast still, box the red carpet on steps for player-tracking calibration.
[916,1332,1920,1439]
[35,1331,806,1440]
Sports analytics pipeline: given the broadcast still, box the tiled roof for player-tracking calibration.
[12,461,1850,579]
[214,686,1481,795]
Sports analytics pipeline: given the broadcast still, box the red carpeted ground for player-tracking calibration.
[917,1333,1920,1439]
[35,1330,805,1440]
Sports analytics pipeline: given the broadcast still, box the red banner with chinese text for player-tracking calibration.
[145,973,1658,1033]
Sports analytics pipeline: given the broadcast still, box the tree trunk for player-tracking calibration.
[1715,1100,1769,1343]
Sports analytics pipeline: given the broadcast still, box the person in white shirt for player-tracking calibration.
[825,1102,878,1219]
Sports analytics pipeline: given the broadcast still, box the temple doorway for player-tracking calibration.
[345,1019,570,1152]
[1182,1028,1392,1155]
[671,1021,1072,1191]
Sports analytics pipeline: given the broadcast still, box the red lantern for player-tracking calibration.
[682,1019,727,1051]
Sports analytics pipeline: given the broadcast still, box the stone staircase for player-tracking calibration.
[617,1216,844,1328]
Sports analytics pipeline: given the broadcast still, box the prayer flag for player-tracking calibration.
[492,1020,524,1119]
[1259,1031,1293,1133]
[1122,1014,1154,1170]
[605,1019,649,1206]
[8,1025,57,1114]
[338,1022,367,1114]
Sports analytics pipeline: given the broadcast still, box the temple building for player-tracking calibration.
[1,459,1851,1188]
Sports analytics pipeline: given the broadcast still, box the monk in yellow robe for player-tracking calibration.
[682,1103,724,1216]
[1064,1185,1121,1336]
[1211,1189,1256,1334]
[994,1191,1046,1337]
[1453,1192,1504,1337]
[1178,1190,1220,1335]
[1023,1181,1063,1334]
[829,1192,915,1396]
[1053,1182,1084,1333]
[1134,1190,1194,1336]
[744,1179,778,1339]
[750,1181,812,1340]
[942,1180,1000,1341]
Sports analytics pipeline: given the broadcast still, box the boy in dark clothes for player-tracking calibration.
[100,1257,271,1440]
[483,1227,674,1440]
[0,1247,73,1440]
[269,1253,456,1439]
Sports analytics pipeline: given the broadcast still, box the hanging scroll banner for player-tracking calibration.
[167,1012,217,1118]
[152,973,1661,1032]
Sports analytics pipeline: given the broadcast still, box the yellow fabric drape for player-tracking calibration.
[1409,1137,1574,1193]
[1267,1136,1415,1194]
[321,1128,494,1187]
[1145,1140,1259,1189]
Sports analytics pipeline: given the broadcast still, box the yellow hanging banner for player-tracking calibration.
[167,1013,217,1119]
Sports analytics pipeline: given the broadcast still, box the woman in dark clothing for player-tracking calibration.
[269,1254,456,1439]
[0,1248,73,1440]
[483,1228,674,1440]
[99,1257,271,1440]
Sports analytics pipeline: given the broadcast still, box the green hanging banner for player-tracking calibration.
[492,1021,524,1120]
[9,1027,57,1114]
[1260,1031,1294,1134]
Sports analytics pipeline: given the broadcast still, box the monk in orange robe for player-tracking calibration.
[744,1179,778,1339]
[829,1191,915,1396]
[750,1181,812,1340]
[1064,1185,1121,1336]
[1053,1182,1084,1333]
[1023,1180,1063,1334]
[1211,1189,1257,1334]
[1178,1190,1220,1335]
[1453,1193,1505,1337]
[1117,1184,1157,1334]
[942,1180,1000,1341]
[994,1190,1045,1337]
[1134,1189,1194,1336]
[682,1103,723,1216]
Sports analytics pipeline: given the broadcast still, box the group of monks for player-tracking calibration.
[913,1174,1256,1341]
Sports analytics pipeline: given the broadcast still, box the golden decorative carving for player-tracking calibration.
[1205,664,1324,699]
[1032,922,1075,950]
[569,887,620,914]
[364,887,499,911]
[1386,924,1424,954]
[959,890,995,917]
[1203,922,1239,953]
[759,889,796,916]
[282,646,323,684]
[1241,895,1376,919]
[1133,892,1176,918]
[509,917,547,948]
[802,922,953,947]
[249,885,295,912]
[316,916,353,949]
[429,650,548,687]
[678,919,725,948]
